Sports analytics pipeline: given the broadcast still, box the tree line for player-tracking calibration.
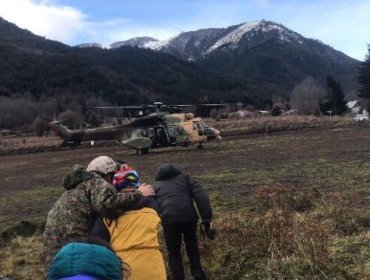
[1,45,370,133]
[289,45,370,116]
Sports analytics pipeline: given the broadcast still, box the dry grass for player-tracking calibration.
[209,115,354,136]
[0,236,45,279]
[0,116,360,156]
[1,121,370,279]
[2,186,370,280]
[0,135,60,156]
[200,186,370,280]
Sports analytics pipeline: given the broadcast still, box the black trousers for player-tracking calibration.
[163,221,206,280]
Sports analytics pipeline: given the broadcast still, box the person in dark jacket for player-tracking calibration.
[154,163,214,280]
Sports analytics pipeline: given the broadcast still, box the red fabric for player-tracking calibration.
[113,165,134,186]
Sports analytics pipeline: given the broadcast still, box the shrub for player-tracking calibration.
[31,117,49,137]
[313,192,370,235]
[253,185,319,212]
[271,106,282,116]
[201,208,332,279]
[57,110,83,129]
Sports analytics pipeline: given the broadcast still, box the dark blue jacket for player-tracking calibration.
[154,163,212,225]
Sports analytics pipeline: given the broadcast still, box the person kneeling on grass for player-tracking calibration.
[92,168,166,280]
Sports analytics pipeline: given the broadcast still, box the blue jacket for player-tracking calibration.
[47,242,123,280]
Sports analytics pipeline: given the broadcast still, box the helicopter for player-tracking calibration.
[48,102,222,154]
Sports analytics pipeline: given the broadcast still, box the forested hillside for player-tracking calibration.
[0,17,361,130]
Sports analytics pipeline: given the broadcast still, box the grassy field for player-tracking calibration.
[1,121,370,279]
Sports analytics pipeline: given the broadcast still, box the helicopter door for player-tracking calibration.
[154,126,170,146]
[193,122,204,136]
[167,126,177,144]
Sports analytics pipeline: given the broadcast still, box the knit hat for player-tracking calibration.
[47,242,123,280]
[58,275,100,280]
[87,156,117,175]
[113,169,141,192]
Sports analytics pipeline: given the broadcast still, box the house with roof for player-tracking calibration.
[346,100,368,118]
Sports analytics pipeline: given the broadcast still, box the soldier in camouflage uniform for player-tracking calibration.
[43,156,154,264]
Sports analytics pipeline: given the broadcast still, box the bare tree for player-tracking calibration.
[57,110,83,129]
[209,109,219,120]
[290,77,326,115]
[0,95,37,129]
[32,117,49,137]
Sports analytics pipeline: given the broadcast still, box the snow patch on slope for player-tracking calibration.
[144,36,176,50]
[206,21,303,54]
[207,21,260,53]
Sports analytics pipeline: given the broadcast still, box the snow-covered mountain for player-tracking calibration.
[205,20,303,54]
[110,20,358,94]
[0,15,357,103]
[76,43,103,48]
[110,37,157,49]
[111,20,307,60]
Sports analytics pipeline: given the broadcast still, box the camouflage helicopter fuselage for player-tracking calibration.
[121,112,221,154]
[49,112,221,153]
[48,121,128,146]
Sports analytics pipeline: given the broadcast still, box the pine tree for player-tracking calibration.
[326,75,347,115]
[271,105,282,116]
[358,46,370,103]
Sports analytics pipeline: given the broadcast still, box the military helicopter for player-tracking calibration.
[48,102,222,154]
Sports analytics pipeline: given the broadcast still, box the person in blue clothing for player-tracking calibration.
[46,238,125,280]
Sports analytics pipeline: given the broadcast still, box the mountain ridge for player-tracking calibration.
[110,20,358,95]
[0,17,359,105]
[110,20,352,61]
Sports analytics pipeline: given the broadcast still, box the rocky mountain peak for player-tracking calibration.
[110,36,157,49]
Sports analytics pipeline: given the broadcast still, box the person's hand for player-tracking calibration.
[138,183,155,197]
[201,221,216,240]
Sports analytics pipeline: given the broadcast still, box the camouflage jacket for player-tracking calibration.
[43,165,142,263]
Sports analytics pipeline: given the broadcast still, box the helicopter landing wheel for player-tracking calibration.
[136,148,149,155]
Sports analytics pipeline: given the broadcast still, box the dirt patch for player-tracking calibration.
[2,125,370,279]
[1,125,370,228]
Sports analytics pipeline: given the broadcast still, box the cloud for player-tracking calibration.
[0,0,368,59]
[0,0,168,46]
[0,0,138,46]
[253,0,270,7]
[0,0,88,43]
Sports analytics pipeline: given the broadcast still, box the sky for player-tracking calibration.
[0,0,369,60]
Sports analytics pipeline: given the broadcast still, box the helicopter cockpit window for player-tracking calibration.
[168,127,175,136]
[148,128,154,137]
[140,128,147,137]
[177,126,184,135]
